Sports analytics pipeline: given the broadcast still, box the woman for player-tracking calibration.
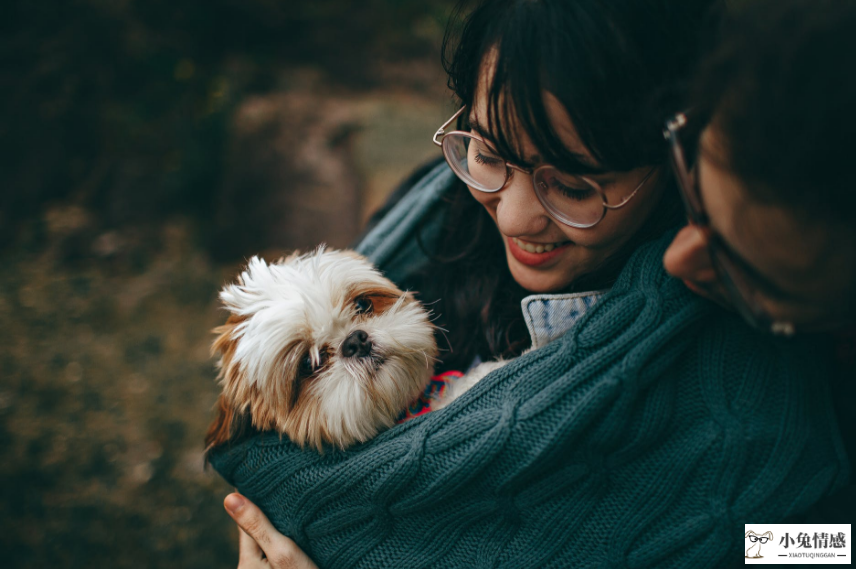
[210,1,848,567]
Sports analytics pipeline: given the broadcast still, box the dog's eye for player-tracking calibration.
[299,351,328,376]
[354,296,373,314]
[299,354,314,375]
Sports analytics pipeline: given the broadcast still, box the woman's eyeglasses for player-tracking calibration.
[663,111,796,336]
[433,106,654,229]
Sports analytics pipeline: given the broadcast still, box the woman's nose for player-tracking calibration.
[493,171,550,236]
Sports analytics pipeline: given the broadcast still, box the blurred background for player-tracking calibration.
[0,1,457,566]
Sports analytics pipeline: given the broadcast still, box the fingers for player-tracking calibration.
[225,493,275,548]
[237,527,263,565]
[224,493,319,569]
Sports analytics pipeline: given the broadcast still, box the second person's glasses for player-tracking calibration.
[664,111,796,336]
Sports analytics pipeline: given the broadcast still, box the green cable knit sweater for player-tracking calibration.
[210,164,848,568]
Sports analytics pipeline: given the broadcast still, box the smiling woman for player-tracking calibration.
[420,0,699,368]
[433,96,663,294]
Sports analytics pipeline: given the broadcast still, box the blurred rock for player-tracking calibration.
[211,93,364,260]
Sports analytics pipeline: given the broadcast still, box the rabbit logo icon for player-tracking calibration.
[745,530,773,559]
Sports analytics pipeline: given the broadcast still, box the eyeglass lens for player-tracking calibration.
[442,134,507,191]
[441,132,604,226]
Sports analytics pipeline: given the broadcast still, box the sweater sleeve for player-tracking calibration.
[209,235,848,569]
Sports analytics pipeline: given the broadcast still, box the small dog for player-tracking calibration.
[205,248,439,453]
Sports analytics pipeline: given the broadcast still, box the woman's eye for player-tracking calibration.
[558,186,595,201]
[470,139,503,166]
[473,151,502,166]
[354,297,373,314]
[547,179,594,201]
[539,172,595,201]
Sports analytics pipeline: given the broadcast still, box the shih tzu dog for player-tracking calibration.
[205,248,440,453]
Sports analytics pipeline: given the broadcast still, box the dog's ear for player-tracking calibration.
[745,530,757,538]
[206,312,254,464]
[211,313,244,359]
[204,394,254,463]
[205,394,236,451]
[211,312,248,389]
[763,531,773,540]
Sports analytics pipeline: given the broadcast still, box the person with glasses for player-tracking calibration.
[209,1,848,567]
[663,0,856,336]
[662,0,856,525]
[665,0,856,335]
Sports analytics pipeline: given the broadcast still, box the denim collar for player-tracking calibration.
[521,290,609,349]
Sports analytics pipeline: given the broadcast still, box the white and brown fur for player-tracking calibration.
[205,248,438,454]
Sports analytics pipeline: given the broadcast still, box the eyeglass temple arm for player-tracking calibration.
[432,106,467,147]
[663,114,690,185]
[602,167,657,210]
[663,113,707,225]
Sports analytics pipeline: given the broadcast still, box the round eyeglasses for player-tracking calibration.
[433,107,655,229]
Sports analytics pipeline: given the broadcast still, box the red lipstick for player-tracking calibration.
[507,236,571,267]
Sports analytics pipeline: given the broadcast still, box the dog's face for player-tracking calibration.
[206,249,437,451]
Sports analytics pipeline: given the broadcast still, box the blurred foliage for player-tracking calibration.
[0,0,455,246]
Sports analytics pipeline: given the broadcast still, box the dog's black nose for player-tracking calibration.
[341,330,372,358]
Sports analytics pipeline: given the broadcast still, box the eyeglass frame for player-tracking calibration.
[663,111,796,336]
[433,106,655,229]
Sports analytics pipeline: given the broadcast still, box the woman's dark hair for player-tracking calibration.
[413,0,723,371]
[691,0,856,226]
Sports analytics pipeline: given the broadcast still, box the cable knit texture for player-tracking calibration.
[209,164,848,568]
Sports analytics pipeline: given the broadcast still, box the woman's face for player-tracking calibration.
[466,88,666,293]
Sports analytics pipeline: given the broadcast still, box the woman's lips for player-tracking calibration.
[507,236,571,266]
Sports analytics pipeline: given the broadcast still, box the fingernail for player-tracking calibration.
[224,493,245,514]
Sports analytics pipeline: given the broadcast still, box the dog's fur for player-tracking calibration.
[205,248,438,453]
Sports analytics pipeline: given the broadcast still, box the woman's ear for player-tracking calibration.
[663,224,717,283]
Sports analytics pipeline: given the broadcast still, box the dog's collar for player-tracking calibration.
[396,371,463,423]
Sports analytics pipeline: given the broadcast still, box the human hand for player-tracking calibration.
[224,493,319,569]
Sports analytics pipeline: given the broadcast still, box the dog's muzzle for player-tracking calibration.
[341,330,373,358]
